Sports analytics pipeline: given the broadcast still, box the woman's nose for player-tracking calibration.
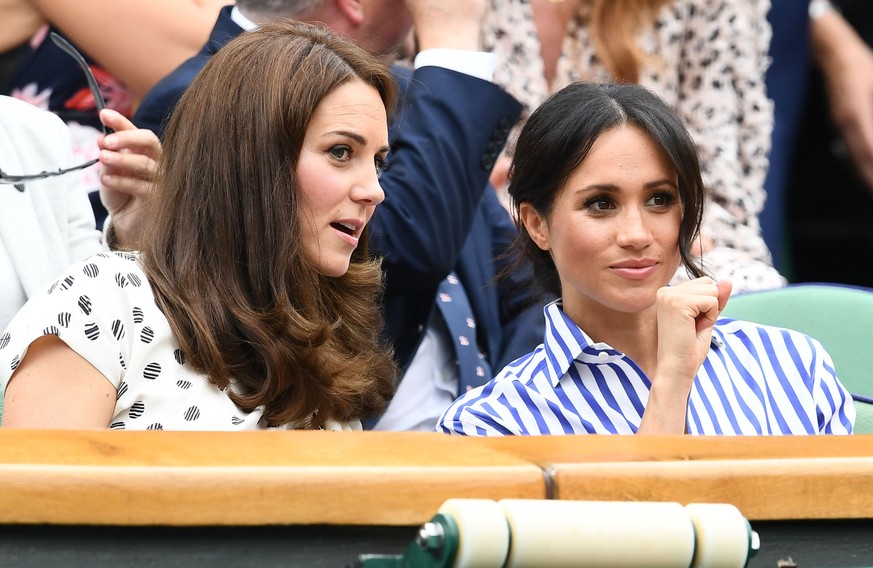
[616,207,653,247]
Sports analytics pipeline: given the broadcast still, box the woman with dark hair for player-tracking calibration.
[484,0,785,293]
[438,82,855,436]
[0,20,397,431]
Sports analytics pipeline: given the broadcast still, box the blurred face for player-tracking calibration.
[357,0,414,57]
[296,78,389,277]
[520,124,682,322]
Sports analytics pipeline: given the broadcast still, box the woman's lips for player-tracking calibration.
[610,260,658,280]
[331,218,364,241]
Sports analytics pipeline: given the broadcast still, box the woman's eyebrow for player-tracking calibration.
[644,178,678,189]
[326,129,366,144]
[577,183,620,193]
[326,130,389,154]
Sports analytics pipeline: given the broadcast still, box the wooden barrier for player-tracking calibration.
[0,429,544,526]
[0,430,872,566]
[477,434,873,520]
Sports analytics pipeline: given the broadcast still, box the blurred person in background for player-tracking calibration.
[1,0,229,227]
[788,0,873,287]
[483,0,786,293]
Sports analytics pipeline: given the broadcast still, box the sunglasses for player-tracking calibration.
[1,32,114,192]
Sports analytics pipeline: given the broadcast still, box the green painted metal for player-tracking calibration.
[356,513,460,568]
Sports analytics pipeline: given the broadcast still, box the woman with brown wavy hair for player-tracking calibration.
[0,20,398,431]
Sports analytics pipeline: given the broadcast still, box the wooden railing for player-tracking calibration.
[0,430,871,526]
[478,435,873,520]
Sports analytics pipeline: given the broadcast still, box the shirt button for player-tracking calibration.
[598,352,609,361]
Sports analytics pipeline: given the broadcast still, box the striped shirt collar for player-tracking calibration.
[541,299,726,388]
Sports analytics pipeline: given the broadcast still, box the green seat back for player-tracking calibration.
[854,400,873,435]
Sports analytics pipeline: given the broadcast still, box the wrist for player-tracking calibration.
[650,372,694,401]
[638,378,693,435]
[415,31,482,53]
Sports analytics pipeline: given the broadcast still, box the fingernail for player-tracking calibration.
[104,134,117,147]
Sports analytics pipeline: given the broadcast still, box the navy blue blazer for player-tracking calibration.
[134,7,547,395]
[373,66,546,389]
[133,6,242,136]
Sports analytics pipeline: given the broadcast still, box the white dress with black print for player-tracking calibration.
[0,252,359,431]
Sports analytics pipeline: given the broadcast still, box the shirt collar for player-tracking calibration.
[541,300,727,388]
[231,6,259,31]
[541,300,623,387]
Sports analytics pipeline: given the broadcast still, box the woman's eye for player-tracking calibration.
[585,198,614,211]
[647,192,676,207]
[375,156,388,178]
[329,146,351,161]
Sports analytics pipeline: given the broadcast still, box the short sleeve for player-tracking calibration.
[0,252,147,394]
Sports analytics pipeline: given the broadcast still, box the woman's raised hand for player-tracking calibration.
[97,109,161,248]
[640,277,732,434]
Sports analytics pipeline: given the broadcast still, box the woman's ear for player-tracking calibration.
[335,0,364,25]
[519,202,551,251]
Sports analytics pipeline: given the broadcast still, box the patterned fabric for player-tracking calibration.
[437,300,856,436]
[436,272,492,392]
[484,0,785,292]
[0,252,358,431]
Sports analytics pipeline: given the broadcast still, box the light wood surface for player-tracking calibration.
[0,430,544,526]
[550,458,873,520]
[476,434,873,520]
[2,431,873,525]
[476,432,873,463]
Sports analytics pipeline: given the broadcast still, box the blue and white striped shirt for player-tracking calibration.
[437,301,855,436]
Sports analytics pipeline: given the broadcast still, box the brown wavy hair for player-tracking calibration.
[590,0,672,83]
[139,21,398,428]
